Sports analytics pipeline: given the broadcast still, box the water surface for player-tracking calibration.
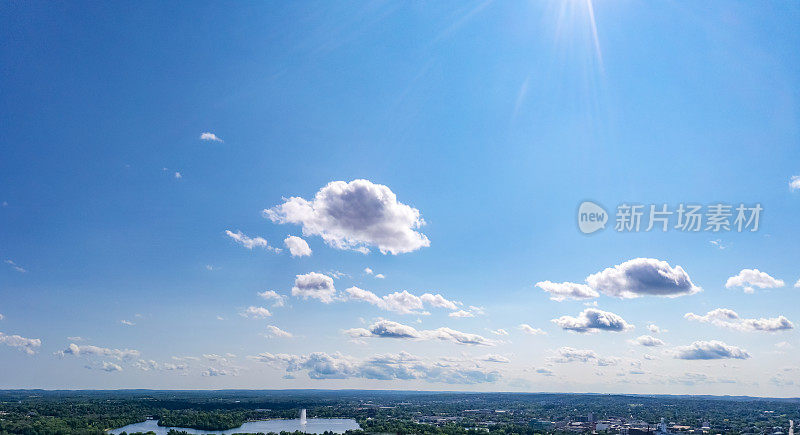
[109,418,361,434]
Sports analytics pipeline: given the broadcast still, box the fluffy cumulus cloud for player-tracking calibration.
[725,269,785,293]
[292,272,337,303]
[630,335,665,347]
[57,343,140,360]
[672,340,751,360]
[200,132,223,142]
[265,179,430,255]
[284,235,312,257]
[345,320,494,346]
[225,230,280,252]
[249,351,500,384]
[0,332,41,355]
[536,281,599,301]
[345,287,459,315]
[685,308,794,332]
[552,308,633,333]
[586,258,701,299]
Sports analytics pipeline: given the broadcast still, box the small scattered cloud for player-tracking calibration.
[242,306,272,318]
[789,175,800,191]
[265,179,430,255]
[709,239,727,250]
[344,320,494,346]
[345,287,460,315]
[536,281,598,301]
[549,347,618,366]
[225,230,280,252]
[5,260,27,273]
[0,332,41,355]
[725,269,784,293]
[263,325,293,338]
[200,132,223,142]
[672,340,750,360]
[249,350,500,384]
[57,343,139,360]
[100,361,123,372]
[490,328,509,336]
[552,308,633,333]
[120,320,135,326]
[629,335,665,347]
[293,272,337,304]
[518,324,547,336]
[284,235,312,257]
[647,324,663,334]
[257,290,287,307]
[364,267,386,279]
[174,171,182,179]
[685,308,793,332]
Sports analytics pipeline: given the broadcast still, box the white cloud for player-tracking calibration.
[257,290,287,307]
[265,179,430,255]
[790,175,800,191]
[0,332,41,355]
[345,287,460,315]
[775,341,793,350]
[586,258,701,298]
[725,269,785,293]
[5,259,27,273]
[249,351,500,384]
[363,267,386,279]
[685,308,794,332]
[552,308,633,333]
[549,347,618,366]
[292,272,337,303]
[284,236,312,257]
[120,320,135,326]
[174,171,182,179]
[479,353,510,363]
[202,367,232,377]
[420,293,459,310]
[709,239,727,250]
[100,361,123,372]
[264,325,293,338]
[630,335,665,347]
[536,281,599,301]
[345,320,494,346]
[449,310,474,318]
[672,340,751,360]
[225,230,280,252]
[57,343,139,360]
[242,306,272,318]
[795,278,800,288]
[200,132,223,142]
[490,328,509,336]
[647,324,663,334]
[518,324,546,335]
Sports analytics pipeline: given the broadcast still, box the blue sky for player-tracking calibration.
[1,1,799,395]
